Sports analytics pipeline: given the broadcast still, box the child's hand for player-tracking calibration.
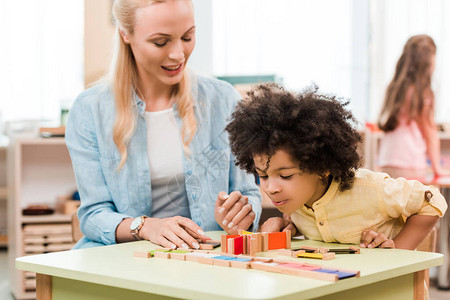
[260,215,297,235]
[359,230,395,248]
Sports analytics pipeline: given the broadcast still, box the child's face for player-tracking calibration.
[254,150,329,215]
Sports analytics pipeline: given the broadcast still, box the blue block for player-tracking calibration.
[212,255,235,261]
[335,271,358,279]
[232,257,253,262]
[314,269,338,274]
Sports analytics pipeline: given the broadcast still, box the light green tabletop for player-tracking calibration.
[16,231,444,300]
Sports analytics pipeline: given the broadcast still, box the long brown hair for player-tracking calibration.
[378,34,436,132]
[111,0,197,169]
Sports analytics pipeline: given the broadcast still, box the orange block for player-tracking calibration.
[267,232,287,250]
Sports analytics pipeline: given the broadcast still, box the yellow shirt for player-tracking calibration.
[290,169,447,244]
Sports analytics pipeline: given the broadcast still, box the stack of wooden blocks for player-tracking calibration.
[222,230,291,256]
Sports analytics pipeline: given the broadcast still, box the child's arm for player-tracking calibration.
[392,214,439,250]
[260,216,297,235]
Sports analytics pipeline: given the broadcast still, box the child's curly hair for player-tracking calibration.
[225,83,362,191]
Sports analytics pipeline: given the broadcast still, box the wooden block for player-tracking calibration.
[234,236,244,255]
[154,251,171,259]
[230,257,253,269]
[243,235,248,254]
[199,240,221,250]
[267,232,287,250]
[197,256,214,265]
[250,261,282,272]
[293,246,317,253]
[221,234,227,252]
[192,249,211,254]
[253,257,273,263]
[170,252,187,261]
[262,232,269,252]
[297,252,325,260]
[285,230,291,249]
[249,237,257,256]
[197,253,222,265]
[252,233,263,253]
[212,256,233,267]
[312,264,360,277]
[349,246,361,254]
[322,253,335,260]
[185,252,212,262]
[133,251,153,258]
[230,261,251,269]
[277,249,295,257]
[227,238,235,254]
[238,230,253,235]
[320,247,360,254]
[318,247,329,254]
[222,234,240,253]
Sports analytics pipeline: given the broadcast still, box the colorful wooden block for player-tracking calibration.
[221,234,240,252]
[294,246,318,253]
[137,247,359,282]
[319,246,360,254]
[297,252,335,260]
[266,231,289,250]
[199,241,221,250]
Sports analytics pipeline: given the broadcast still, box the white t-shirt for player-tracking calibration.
[144,108,191,218]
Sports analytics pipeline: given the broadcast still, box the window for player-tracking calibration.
[0,0,84,124]
[212,0,368,123]
[210,0,450,124]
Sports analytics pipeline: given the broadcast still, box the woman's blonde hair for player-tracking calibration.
[110,0,197,169]
[378,34,436,132]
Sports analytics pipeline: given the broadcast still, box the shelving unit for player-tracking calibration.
[7,137,77,300]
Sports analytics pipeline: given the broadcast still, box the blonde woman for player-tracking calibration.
[378,35,449,180]
[66,0,261,249]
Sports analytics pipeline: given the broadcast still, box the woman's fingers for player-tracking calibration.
[227,203,253,231]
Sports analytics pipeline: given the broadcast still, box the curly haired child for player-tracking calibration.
[225,83,447,250]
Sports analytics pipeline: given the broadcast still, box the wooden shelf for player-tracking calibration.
[21,213,72,224]
[8,137,76,299]
[13,137,66,146]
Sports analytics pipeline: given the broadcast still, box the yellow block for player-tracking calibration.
[297,252,324,259]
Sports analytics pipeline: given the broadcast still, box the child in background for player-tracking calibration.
[377,34,448,180]
[225,83,447,250]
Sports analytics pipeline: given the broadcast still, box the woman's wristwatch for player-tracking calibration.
[130,215,148,240]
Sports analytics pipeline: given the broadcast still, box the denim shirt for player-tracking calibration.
[66,74,262,248]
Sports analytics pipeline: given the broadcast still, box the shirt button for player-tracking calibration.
[319,221,324,226]
[187,170,192,175]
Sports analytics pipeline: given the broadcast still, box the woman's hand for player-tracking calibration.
[359,230,395,248]
[215,191,255,234]
[139,216,211,249]
[260,215,297,235]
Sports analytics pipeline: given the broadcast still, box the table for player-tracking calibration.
[16,231,444,300]
[426,176,450,289]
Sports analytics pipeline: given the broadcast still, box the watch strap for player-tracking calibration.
[131,216,147,241]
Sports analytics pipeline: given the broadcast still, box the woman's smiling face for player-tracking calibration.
[121,0,195,87]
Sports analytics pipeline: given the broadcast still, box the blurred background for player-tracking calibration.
[1,0,450,299]
[1,0,450,129]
